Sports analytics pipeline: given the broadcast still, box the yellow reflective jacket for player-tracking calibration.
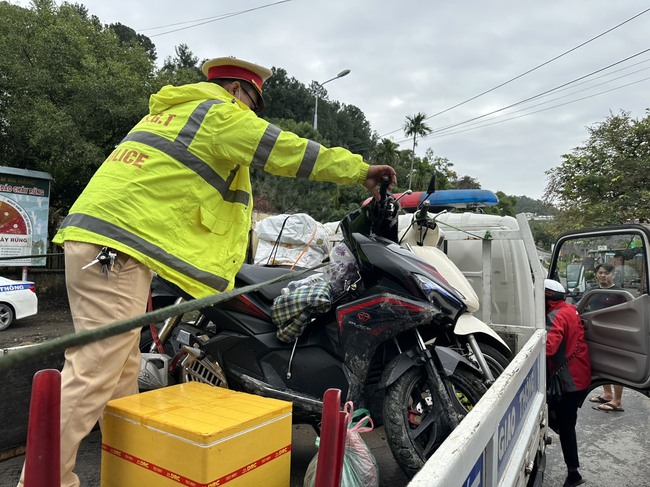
[53,82,369,298]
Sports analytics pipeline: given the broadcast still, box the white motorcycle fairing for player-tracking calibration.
[455,313,510,351]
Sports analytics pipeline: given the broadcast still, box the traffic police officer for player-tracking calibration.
[17,56,396,487]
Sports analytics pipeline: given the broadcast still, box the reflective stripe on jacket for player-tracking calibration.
[53,82,370,298]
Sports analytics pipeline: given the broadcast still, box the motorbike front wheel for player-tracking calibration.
[383,362,486,478]
[475,341,512,379]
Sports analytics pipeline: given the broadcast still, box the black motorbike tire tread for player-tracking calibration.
[383,363,486,478]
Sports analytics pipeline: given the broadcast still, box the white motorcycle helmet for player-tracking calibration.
[544,278,566,302]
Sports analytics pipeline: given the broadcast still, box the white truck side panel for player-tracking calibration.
[409,331,547,487]
[408,213,548,486]
[437,214,542,352]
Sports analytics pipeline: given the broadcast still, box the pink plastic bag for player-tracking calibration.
[303,402,379,487]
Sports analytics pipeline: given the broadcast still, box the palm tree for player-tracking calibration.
[403,113,432,190]
[372,138,401,167]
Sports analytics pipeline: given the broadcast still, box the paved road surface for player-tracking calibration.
[543,389,650,487]
[1,390,648,486]
[0,423,408,486]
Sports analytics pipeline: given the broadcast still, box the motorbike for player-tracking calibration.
[394,177,512,384]
[139,177,488,478]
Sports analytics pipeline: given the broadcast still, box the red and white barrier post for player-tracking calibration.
[24,369,61,487]
[314,388,349,487]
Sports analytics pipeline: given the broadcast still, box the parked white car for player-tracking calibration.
[0,276,38,331]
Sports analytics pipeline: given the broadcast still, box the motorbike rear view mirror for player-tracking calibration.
[414,172,437,215]
[424,173,436,199]
[394,189,413,205]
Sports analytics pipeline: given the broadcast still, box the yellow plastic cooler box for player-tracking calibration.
[101,382,292,487]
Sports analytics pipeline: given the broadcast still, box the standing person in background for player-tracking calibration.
[545,279,591,487]
[16,56,397,487]
[610,254,624,287]
[587,263,626,412]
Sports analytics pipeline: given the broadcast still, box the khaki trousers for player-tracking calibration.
[18,241,152,487]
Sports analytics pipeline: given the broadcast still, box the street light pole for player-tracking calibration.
[313,69,350,131]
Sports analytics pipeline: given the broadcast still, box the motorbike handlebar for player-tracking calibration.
[367,175,397,238]
[379,175,390,203]
[416,201,429,221]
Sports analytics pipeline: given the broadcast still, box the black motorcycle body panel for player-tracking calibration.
[146,178,493,476]
[178,187,469,421]
[349,232,466,318]
[199,241,466,411]
[201,314,350,400]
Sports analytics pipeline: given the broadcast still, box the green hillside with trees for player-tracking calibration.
[2,1,648,249]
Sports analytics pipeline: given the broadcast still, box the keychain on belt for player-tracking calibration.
[82,246,118,277]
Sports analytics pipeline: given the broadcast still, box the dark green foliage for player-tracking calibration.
[154,44,203,89]
[252,72,377,220]
[0,0,154,210]
[483,191,517,217]
[0,1,558,245]
[108,22,157,62]
[372,139,401,167]
[528,220,557,250]
[514,195,558,216]
[263,68,315,123]
[403,113,432,190]
[545,110,650,232]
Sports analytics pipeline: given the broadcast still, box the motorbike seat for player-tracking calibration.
[236,264,321,303]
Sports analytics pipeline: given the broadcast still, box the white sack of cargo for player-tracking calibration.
[254,213,330,268]
[322,221,344,246]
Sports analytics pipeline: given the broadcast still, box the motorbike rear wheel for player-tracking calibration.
[383,362,486,478]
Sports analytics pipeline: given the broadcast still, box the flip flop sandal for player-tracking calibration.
[593,402,625,412]
[588,395,610,403]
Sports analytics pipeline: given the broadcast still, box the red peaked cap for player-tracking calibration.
[202,57,273,110]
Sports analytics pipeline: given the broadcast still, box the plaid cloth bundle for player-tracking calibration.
[271,280,333,342]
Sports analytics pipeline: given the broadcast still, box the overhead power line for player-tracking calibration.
[420,48,650,135]
[422,7,650,122]
[140,0,292,37]
[420,76,650,141]
[527,57,650,97]
[364,49,650,154]
[378,6,650,139]
[426,64,650,137]
[422,47,650,136]
[351,53,650,155]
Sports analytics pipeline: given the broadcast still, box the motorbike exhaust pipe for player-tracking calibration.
[148,296,186,353]
[239,374,324,415]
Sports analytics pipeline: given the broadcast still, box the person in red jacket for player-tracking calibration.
[545,279,591,487]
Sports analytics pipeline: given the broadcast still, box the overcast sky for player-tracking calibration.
[16,1,650,199]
